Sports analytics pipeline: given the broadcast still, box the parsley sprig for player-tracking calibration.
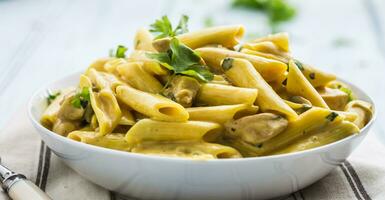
[150,15,189,39]
[109,45,128,58]
[71,87,91,108]
[146,38,213,82]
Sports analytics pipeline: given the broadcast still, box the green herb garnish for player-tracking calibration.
[232,0,296,26]
[146,38,213,82]
[326,112,338,122]
[339,87,354,102]
[47,91,60,104]
[294,59,304,71]
[71,87,90,108]
[115,45,128,58]
[221,57,234,71]
[150,15,189,39]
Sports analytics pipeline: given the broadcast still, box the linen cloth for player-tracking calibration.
[0,106,384,200]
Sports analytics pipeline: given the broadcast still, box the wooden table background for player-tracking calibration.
[0,0,384,146]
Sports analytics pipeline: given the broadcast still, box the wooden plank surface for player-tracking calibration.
[0,0,384,133]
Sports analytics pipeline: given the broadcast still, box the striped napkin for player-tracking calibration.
[1,106,384,200]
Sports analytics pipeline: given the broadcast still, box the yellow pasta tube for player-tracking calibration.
[87,58,111,72]
[240,48,288,63]
[187,104,259,124]
[296,61,336,87]
[153,25,245,51]
[116,61,163,93]
[119,108,136,126]
[286,60,329,108]
[80,75,122,136]
[223,58,298,120]
[116,85,189,122]
[252,32,290,52]
[125,119,221,144]
[226,107,344,156]
[131,141,241,159]
[103,58,127,75]
[196,83,258,106]
[128,51,169,75]
[133,28,157,52]
[85,68,124,93]
[196,47,287,82]
[271,120,359,155]
[68,131,131,151]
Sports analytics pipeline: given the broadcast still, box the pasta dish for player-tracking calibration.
[40,16,373,159]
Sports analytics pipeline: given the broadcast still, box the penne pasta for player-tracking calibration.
[286,60,329,108]
[271,120,359,155]
[226,107,344,156]
[80,75,122,136]
[153,25,245,51]
[116,61,163,93]
[131,141,241,159]
[196,47,287,82]
[133,28,157,52]
[223,58,298,120]
[128,51,169,76]
[40,21,373,160]
[187,104,259,124]
[196,83,258,106]
[116,85,189,122]
[68,131,131,151]
[125,119,222,144]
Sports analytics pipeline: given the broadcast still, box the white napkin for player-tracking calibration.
[1,106,384,200]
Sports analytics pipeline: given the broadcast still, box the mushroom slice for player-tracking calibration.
[344,100,373,129]
[318,87,349,111]
[224,113,288,145]
[163,75,201,108]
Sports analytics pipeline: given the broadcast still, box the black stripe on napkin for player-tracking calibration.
[340,163,362,200]
[110,191,117,200]
[35,141,45,186]
[40,146,52,191]
[35,141,52,191]
[344,161,371,200]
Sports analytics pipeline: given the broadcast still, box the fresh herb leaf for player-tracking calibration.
[47,91,60,104]
[146,38,213,82]
[221,57,234,71]
[71,87,90,108]
[294,59,305,71]
[232,0,296,26]
[339,87,354,102]
[175,15,189,35]
[326,112,339,122]
[115,45,128,58]
[150,15,189,39]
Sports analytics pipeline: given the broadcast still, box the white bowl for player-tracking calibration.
[28,72,376,200]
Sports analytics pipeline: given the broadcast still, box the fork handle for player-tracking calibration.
[8,179,52,200]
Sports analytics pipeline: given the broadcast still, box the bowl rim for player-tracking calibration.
[27,70,377,163]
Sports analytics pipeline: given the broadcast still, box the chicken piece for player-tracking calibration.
[344,100,373,129]
[224,113,288,145]
[163,76,201,107]
[318,87,349,110]
[52,119,80,136]
[57,94,85,121]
